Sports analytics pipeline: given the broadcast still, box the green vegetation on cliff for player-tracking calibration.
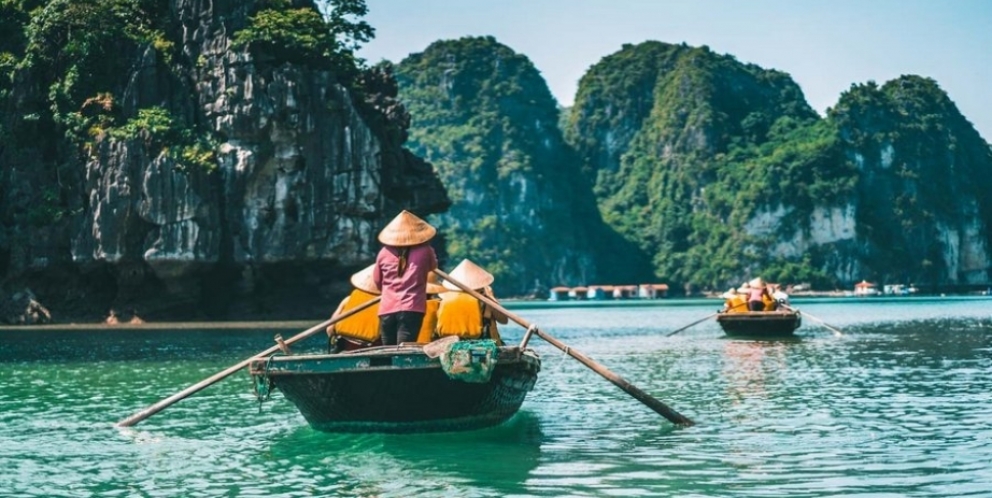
[0,0,381,231]
[567,41,992,291]
[567,41,856,290]
[829,76,992,286]
[232,0,373,76]
[395,36,608,295]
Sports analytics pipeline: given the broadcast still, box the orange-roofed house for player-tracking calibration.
[638,283,669,299]
[854,280,880,296]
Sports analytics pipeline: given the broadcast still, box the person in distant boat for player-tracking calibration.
[415,272,447,343]
[771,285,790,307]
[326,265,381,352]
[722,288,747,313]
[747,277,774,311]
[436,259,508,345]
[373,210,438,346]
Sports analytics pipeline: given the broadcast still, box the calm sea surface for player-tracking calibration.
[2,297,991,497]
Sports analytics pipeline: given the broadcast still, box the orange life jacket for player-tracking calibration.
[437,292,484,339]
[726,295,747,313]
[439,290,513,341]
[334,290,380,343]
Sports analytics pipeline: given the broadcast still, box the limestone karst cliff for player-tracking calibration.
[566,41,992,291]
[0,0,448,322]
[394,36,605,295]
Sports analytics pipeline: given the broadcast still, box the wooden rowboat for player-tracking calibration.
[716,309,802,337]
[248,342,540,433]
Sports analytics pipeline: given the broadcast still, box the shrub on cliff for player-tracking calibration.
[232,0,373,80]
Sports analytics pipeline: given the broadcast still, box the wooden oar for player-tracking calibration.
[665,312,718,337]
[668,299,752,337]
[116,296,382,427]
[433,269,695,427]
[780,303,844,337]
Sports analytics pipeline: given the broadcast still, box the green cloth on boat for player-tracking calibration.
[440,339,499,383]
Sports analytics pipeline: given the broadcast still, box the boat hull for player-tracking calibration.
[249,345,540,433]
[716,310,801,337]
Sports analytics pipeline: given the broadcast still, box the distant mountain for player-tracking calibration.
[565,41,992,291]
[395,36,612,295]
[828,76,992,287]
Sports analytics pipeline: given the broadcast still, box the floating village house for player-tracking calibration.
[587,285,613,300]
[854,280,880,296]
[549,284,668,301]
[568,286,588,300]
[638,283,669,299]
[613,285,638,299]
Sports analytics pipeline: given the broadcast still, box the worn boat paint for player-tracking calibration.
[715,310,802,337]
[249,344,540,433]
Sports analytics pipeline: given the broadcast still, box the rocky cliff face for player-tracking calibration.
[0,0,448,322]
[394,36,601,295]
[827,76,992,287]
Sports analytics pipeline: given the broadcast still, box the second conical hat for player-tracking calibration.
[378,210,436,247]
[442,259,495,291]
[349,264,380,295]
[749,277,765,289]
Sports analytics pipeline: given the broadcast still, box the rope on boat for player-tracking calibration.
[252,354,279,410]
[553,344,573,371]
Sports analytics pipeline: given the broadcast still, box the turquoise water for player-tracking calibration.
[1,297,991,497]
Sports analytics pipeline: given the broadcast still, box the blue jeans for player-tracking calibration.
[379,311,425,345]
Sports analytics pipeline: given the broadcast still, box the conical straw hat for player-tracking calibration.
[349,264,380,295]
[442,259,495,291]
[378,210,436,247]
[737,282,751,293]
[749,277,765,289]
[720,288,737,299]
[426,271,446,295]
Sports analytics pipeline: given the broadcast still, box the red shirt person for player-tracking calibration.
[373,210,438,345]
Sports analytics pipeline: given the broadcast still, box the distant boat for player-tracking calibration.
[716,309,802,337]
[248,342,540,433]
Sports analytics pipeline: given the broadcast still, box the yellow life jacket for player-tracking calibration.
[727,295,747,313]
[416,298,440,343]
[334,290,380,343]
[762,293,776,311]
[436,292,484,339]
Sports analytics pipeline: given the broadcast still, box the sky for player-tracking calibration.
[358,0,992,141]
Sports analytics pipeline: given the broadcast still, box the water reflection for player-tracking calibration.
[263,412,545,496]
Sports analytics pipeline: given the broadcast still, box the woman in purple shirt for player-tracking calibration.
[747,277,771,311]
[373,210,438,345]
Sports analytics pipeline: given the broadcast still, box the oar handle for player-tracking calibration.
[432,270,695,427]
[115,296,382,428]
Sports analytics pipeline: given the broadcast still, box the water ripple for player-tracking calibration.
[2,300,992,496]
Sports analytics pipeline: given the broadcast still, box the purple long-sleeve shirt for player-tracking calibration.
[373,243,437,316]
